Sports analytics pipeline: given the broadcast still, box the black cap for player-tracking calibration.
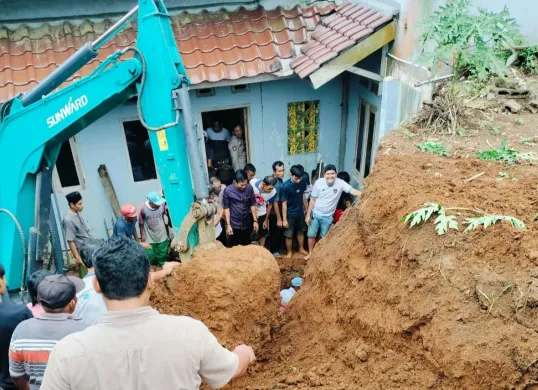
[37,275,85,309]
[65,191,82,205]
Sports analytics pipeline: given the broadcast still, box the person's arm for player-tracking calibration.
[273,202,282,227]
[198,320,255,389]
[303,193,308,211]
[350,188,362,197]
[282,201,288,228]
[250,205,258,232]
[138,211,147,243]
[151,262,179,282]
[133,226,139,241]
[67,241,82,264]
[12,376,30,390]
[224,209,233,235]
[229,141,239,171]
[305,197,316,226]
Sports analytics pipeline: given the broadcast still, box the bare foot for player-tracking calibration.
[299,249,308,256]
[285,252,293,259]
[304,252,312,261]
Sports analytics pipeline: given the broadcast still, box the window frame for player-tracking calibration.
[52,136,86,193]
[120,117,160,185]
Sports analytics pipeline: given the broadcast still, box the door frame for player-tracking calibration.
[352,99,379,185]
[198,104,252,162]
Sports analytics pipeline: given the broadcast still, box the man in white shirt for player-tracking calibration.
[206,120,231,170]
[42,236,255,390]
[250,176,277,247]
[304,164,362,260]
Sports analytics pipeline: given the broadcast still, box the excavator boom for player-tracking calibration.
[0,0,214,293]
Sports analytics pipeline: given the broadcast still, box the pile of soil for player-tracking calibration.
[151,245,281,350]
[227,143,538,389]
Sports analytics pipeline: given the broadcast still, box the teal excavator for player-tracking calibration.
[0,0,218,299]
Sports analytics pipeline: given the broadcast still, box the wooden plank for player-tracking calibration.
[98,164,122,218]
[309,21,397,90]
[346,66,383,82]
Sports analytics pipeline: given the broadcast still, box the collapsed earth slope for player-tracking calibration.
[228,143,538,389]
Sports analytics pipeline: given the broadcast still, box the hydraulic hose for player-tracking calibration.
[0,209,28,293]
[120,47,180,132]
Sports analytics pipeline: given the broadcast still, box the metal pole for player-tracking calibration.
[92,6,139,50]
[51,187,70,269]
[176,82,210,200]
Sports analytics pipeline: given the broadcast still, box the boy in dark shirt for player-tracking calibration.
[281,165,308,259]
[334,171,352,223]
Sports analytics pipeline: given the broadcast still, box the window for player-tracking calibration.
[364,109,377,177]
[231,84,249,93]
[355,102,366,173]
[123,120,157,182]
[287,100,320,155]
[54,137,85,190]
[196,88,215,97]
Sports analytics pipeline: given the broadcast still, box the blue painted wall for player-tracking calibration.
[52,76,344,239]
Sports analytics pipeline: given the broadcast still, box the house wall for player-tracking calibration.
[52,77,344,239]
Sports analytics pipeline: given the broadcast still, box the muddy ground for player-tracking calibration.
[153,103,538,389]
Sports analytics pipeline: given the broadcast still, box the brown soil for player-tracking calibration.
[151,245,281,350]
[224,117,538,389]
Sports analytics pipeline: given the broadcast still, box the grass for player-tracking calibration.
[476,139,537,164]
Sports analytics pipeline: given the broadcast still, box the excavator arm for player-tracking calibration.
[0,0,216,292]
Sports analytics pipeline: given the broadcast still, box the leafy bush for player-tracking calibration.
[420,0,521,82]
[476,139,537,163]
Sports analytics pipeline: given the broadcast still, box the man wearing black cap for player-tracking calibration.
[9,274,86,390]
[62,191,93,276]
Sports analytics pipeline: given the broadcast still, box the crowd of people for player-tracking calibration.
[0,119,361,390]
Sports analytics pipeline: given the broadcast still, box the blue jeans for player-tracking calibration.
[307,213,333,238]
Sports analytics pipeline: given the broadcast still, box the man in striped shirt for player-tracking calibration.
[9,275,86,389]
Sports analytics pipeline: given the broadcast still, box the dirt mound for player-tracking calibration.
[228,152,538,389]
[151,245,281,350]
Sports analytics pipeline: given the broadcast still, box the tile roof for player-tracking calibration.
[0,4,334,102]
[290,1,394,79]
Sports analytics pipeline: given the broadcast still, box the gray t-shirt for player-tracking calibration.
[62,211,92,247]
[311,178,353,217]
[138,203,168,244]
[40,307,239,390]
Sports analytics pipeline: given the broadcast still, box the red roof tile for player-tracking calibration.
[292,1,394,79]
[0,4,335,102]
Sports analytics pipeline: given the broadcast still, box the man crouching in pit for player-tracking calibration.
[41,236,256,390]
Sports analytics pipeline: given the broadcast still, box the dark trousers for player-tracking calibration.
[228,227,253,247]
[269,213,284,253]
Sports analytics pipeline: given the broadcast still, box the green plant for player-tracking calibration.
[490,126,500,135]
[506,45,538,74]
[420,0,521,83]
[457,125,467,136]
[515,118,525,125]
[463,215,526,231]
[534,213,538,221]
[401,203,459,235]
[478,120,490,129]
[477,139,518,163]
[417,141,448,156]
[401,202,527,235]
[520,137,536,147]
[497,171,509,181]
[404,129,416,139]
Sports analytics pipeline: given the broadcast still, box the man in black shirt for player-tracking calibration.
[0,264,33,390]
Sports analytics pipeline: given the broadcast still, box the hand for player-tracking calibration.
[283,220,289,228]
[226,225,233,236]
[305,214,311,226]
[234,345,256,363]
[140,241,151,249]
[253,221,259,232]
[277,219,283,228]
[162,261,178,275]
[262,218,269,230]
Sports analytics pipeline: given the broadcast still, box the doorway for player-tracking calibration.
[353,99,378,184]
[201,106,250,161]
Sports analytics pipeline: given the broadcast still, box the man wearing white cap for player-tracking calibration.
[138,192,170,267]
